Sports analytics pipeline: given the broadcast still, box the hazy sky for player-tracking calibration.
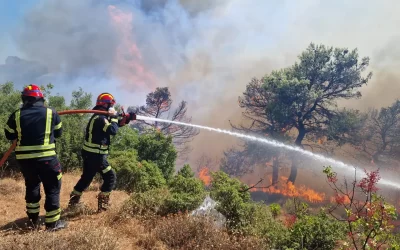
[1,0,400,166]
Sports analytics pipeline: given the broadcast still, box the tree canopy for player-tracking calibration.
[227,43,373,183]
[129,87,199,161]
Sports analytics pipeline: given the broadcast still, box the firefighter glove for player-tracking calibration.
[128,112,137,121]
[108,107,118,118]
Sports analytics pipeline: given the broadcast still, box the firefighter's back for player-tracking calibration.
[15,105,58,160]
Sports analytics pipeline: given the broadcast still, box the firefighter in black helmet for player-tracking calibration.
[4,84,66,231]
[68,92,136,212]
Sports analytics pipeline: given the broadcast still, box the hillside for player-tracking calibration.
[0,174,137,249]
[0,173,267,250]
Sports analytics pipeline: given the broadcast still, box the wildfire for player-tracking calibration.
[250,176,326,203]
[199,167,211,186]
[108,5,157,91]
[330,194,351,205]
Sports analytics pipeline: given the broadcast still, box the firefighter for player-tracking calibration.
[68,92,136,212]
[4,84,66,231]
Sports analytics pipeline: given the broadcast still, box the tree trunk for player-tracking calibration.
[288,127,306,184]
[272,156,279,188]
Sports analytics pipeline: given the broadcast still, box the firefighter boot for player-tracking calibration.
[68,193,81,208]
[27,212,40,230]
[46,219,67,231]
[97,193,110,213]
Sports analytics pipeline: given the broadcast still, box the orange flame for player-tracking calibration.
[330,195,351,204]
[199,167,211,186]
[108,5,157,91]
[250,176,326,203]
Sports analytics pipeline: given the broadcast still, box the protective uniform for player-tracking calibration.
[68,92,136,212]
[4,84,66,231]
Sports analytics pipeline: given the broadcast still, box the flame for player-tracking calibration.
[199,167,211,186]
[330,195,351,204]
[250,176,326,203]
[108,5,157,91]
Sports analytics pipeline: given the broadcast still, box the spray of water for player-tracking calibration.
[136,115,400,190]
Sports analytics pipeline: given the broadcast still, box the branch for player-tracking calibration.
[240,178,279,192]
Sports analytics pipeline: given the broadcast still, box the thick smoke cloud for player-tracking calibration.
[1,0,400,166]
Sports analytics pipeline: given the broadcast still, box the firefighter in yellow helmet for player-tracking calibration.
[68,93,136,212]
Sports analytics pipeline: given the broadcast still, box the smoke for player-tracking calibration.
[1,0,400,166]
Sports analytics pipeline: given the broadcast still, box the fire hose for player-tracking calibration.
[0,109,130,168]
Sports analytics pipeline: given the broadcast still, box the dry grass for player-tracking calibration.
[152,214,267,250]
[0,173,268,250]
[0,223,119,250]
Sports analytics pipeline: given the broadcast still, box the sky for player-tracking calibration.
[1,0,400,168]
[0,0,35,58]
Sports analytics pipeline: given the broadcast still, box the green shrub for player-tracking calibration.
[240,203,289,248]
[209,171,252,230]
[109,125,139,152]
[109,150,166,193]
[135,131,177,181]
[177,164,194,178]
[284,197,309,218]
[269,203,281,218]
[165,164,206,213]
[124,188,172,217]
[284,211,346,250]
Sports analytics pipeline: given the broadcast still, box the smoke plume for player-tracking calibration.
[1,0,400,166]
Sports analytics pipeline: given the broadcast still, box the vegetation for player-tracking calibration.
[1,42,400,249]
[226,43,373,184]
[129,87,200,160]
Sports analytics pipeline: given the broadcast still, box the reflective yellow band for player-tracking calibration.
[57,173,62,180]
[102,166,112,174]
[46,208,61,217]
[54,122,62,130]
[88,116,99,143]
[44,109,52,146]
[27,208,40,213]
[72,189,82,196]
[4,124,15,133]
[16,150,56,160]
[15,110,21,146]
[82,145,109,154]
[103,123,110,132]
[84,141,108,149]
[110,118,118,123]
[15,144,55,152]
[26,202,40,208]
[45,214,60,223]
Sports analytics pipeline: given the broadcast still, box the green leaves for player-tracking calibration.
[135,130,177,181]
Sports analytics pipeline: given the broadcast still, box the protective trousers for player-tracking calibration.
[72,151,116,196]
[18,157,62,225]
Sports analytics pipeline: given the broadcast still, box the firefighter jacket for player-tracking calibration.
[4,101,62,160]
[82,106,122,155]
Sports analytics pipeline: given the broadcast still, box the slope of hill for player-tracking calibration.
[0,174,266,250]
